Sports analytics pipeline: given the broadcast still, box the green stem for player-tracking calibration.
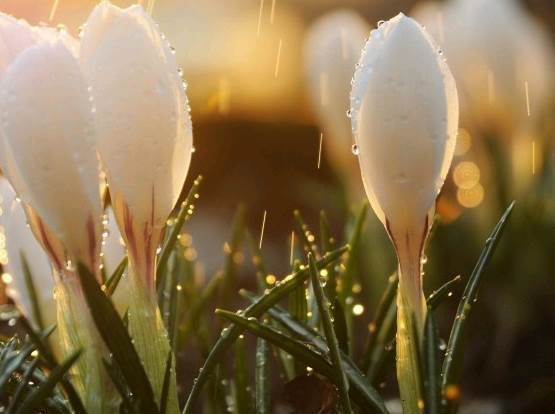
[396,288,425,414]
[128,264,179,414]
[55,276,119,413]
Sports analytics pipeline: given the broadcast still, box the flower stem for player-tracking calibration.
[55,275,119,413]
[127,264,179,414]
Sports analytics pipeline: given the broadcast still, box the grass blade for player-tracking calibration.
[157,175,203,287]
[160,352,173,414]
[308,253,352,413]
[361,273,398,373]
[15,349,82,414]
[76,263,159,413]
[424,312,440,414]
[102,359,137,414]
[216,310,388,414]
[103,256,128,297]
[7,357,39,411]
[319,211,338,301]
[293,210,320,257]
[234,334,250,414]
[19,321,86,414]
[441,202,515,412]
[426,275,461,311]
[255,333,270,414]
[181,246,349,414]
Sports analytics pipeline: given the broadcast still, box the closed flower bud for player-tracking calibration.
[0,38,102,272]
[304,10,369,193]
[350,13,458,326]
[413,0,554,134]
[80,1,193,293]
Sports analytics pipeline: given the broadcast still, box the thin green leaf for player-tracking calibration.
[19,321,86,414]
[104,256,128,297]
[361,273,398,374]
[234,334,250,414]
[76,263,159,414]
[102,359,137,414]
[7,357,39,411]
[365,300,396,385]
[16,349,82,414]
[441,202,515,412]
[216,310,388,414]
[157,175,203,287]
[0,343,37,391]
[319,211,337,301]
[255,333,270,414]
[160,352,173,414]
[21,252,45,332]
[332,299,349,356]
[182,246,349,414]
[308,254,351,413]
[426,275,461,311]
[341,203,368,305]
[424,311,440,414]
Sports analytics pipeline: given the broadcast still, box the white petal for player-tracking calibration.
[80,1,193,231]
[351,13,458,231]
[0,13,37,76]
[0,41,102,266]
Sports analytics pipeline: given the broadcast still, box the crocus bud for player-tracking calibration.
[413,0,554,134]
[304,10,369,195]
[350,13,458,327]
[0,178,56,331]
[80,1,192,293]
[0,39,102,272]
[80,3,191,409]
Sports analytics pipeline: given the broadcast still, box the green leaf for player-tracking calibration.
[424,311,440,414]
[319,211,338,301]
[21,252,45,332]
[76,263,159,414]
[160,352,173,414]
[19,321,86,414]
[308,253,351,413]
[341,202,368,305]
[7,357,39,411]
[426,275,461,311]
[16,349,82,414]
[332,299,349,355]
[104,256,128,297]
[361,273,398,374]
[240,292,389,414]
[102,359,137,414]
[0,342,37,392]
[216,310,388,414]
[234,334,250,414]
[441,201,515,413]
[365,299,396,385]
[181,246,349,414]
[255,334,270,414]
[157,175,203,288]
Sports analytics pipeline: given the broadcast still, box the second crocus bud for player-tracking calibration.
[80,2,192,411]
[351,13,458,328]
[350,14,458,413]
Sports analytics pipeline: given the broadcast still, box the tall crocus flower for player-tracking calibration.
[80,2,192,410]
[304,10,369,199]
[350,14,458,412]
[0,34,117,412]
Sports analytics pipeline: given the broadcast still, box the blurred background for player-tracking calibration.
[0,0,554,412]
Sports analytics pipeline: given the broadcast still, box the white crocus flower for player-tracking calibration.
[0,35,117,412]
[304,10,369,197]
[413,0,554,134]
[351,13,458,328]
[350,14,458,412]
[80,2,192,409]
